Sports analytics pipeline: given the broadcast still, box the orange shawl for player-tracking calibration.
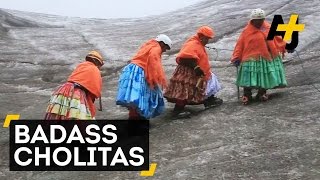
[232,21,286,62]
[176,35,211,80]
[131,39,167,89]
[68,61,102,117]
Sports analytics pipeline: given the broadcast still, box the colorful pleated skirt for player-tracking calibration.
[237,56,287,89]
[116,63,165,119]
[164,65,221,105]
[44,82,92,120]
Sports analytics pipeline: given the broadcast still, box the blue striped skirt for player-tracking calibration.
[116,63,165,119]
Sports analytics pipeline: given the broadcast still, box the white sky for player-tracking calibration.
[0,0,204,19]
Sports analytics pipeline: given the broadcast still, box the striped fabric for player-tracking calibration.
[45,82,92,120]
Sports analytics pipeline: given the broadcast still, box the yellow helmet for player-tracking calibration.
[86,50,104,65]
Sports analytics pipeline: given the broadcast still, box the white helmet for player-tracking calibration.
[155,34,172,50]
[250,8,265,20]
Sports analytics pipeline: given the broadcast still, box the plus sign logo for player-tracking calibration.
[267,14,305,50]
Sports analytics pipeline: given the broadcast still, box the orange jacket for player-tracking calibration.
[176,35,211,80]
[68,61,102,117]
[231,21,286,62]
[131,39,167,89]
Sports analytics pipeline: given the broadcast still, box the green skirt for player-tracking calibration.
[236,56,287,89]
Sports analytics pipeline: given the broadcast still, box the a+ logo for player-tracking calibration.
[267,14,305,50]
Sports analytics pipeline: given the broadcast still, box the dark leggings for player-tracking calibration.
[128,108,147,120]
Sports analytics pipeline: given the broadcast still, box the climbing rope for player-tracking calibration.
[293,50,320,93]
[205,46,234,71]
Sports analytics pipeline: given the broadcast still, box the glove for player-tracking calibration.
[194,66,205,76]
[287,49,295,53]
[232,59,241,67]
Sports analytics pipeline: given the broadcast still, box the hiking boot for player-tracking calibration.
[172,105,190,117]
[204,96,223,108]
[242,95,252,105]
[242,87,253,105]
[256,89,268,102]
[256,93,269,101]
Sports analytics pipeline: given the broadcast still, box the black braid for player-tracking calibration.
[86,57,102,66]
